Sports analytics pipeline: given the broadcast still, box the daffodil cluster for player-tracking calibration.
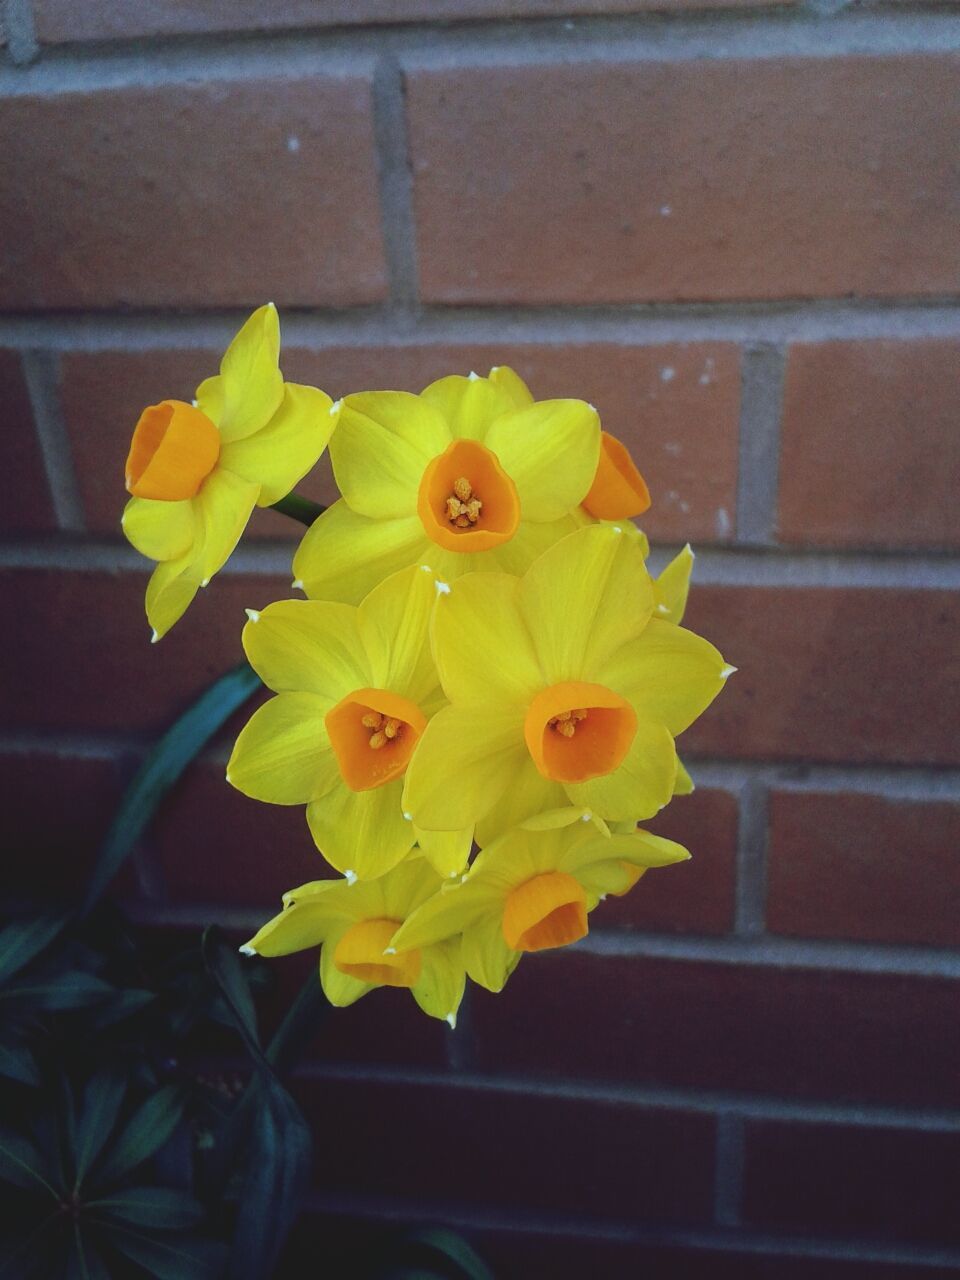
[122,305,733,1028]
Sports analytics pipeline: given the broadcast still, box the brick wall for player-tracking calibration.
[2,3,959,1276]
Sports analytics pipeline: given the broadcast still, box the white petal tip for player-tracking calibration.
[435,580,451,596]
[448,870,459,878]
[330,399,342,415]
[266,301,277,310]
[225,772,232,785]
[344,870,358,885]
[580,811,592,823]
[200,578,210,588]
[245,608,261,623]
[403,811,413,821]
[383,947,397,956]
[720,664,737,679]
[468,370,480,381]
[292,579,304,590]
[588,403,597,413]
[599,894,607,902]
[490,365,501,373]
[150,629,159,644]
[419,563,433,573]
[238,945,258,957]
[191,398,199,408]
[656,603,672,615]
[460,873,468,884]
[612,525,623,534]
[446,1013,457,1029]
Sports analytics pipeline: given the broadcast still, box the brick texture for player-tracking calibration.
[600,787,738,936]
[0,350,55,533]
[409,55,960,304]
[62,340,740,544]
[743,1119,960,1246]
[292,1074,716,1223]
[778,339,960,550]
[767,791,960,949]
[0,80,385,310]
[471,950,960,1107]
[681,585,960,767]
[34,0,795,43]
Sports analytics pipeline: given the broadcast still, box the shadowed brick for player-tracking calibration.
[778,339,960,550]
[0,79,385,309]
[767,791,960,949]
[409,55,960,304]
[0,349,55,533]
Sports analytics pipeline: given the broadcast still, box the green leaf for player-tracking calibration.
[104,1227,225,1280]
[66,1224,111,1280]
[0,1038,40,1087]
[82,663,261,914]
[92,1087,184,1189]
[87,1186,205,1230]
[0,1128,58,1196]
[201,927,263,1066]
[0,916,67,986]
[90,989,155,1028]
[266,968,331,1073]
[393,1228,494,1280]
[2,973,114,1011]
[74,1072,127,1187]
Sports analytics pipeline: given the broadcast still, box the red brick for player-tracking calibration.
[600,787,738,936]
[35,0,795,43]
[768,791,960,949]
[409,55,960,304]
[62,341,740,544]
[0,349,55,534]
[0,747,139,899]
[292,1074,715,1223]
[680,585,960,767]
[153,760,334,908]
[778,339,960,551]
[744,1119,960,1246]
[0,80,385,310]
[1,568,286,734]
[471,951,960,1107]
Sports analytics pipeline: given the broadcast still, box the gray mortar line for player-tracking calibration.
[736,344,785,546]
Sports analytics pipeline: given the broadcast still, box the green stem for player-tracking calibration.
[269,492,325,527]
[266,969,332,1072]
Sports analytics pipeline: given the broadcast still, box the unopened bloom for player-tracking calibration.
[403,524,732,844]
[242,858,465,1024]
[389,814,689,993]
[292,367,600,604]
[122,304,335,639]
[582,431,651,520]
[226,564,471,881]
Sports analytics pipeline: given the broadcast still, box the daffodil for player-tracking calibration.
[226,563,471,881]
[122,304,336,639]
[389,813,689,993]
[242,858,465,1024]
[581,431,651,521]
[291,367,600,605]
[402,524,732,845]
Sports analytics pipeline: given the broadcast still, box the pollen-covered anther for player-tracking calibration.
[445,475,484,528]
[549,708,588,738]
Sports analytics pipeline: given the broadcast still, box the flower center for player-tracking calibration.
[582,431,651,520]
[125,399,221,501]
[502,872,588,952]
[333,918,421,987]
[325,687,427,792]
[524,680,637,784]
[417,438,520,553]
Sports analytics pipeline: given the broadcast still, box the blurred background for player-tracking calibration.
[1,1,959,1277]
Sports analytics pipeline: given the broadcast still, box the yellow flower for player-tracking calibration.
[122,304,336,639]
[226,564,472,882]
[389,813,689,993]
[402,524,732,845]
[581,431,651,520]
[242,858,465,1024]
[653,543,695,625]
[291,367,600,604]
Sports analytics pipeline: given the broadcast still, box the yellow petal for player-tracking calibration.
[462,913,521,993]
[565,718,677,821]
[227,692,340,804]
[319,927,371,1007]
[194,374,224,426]
[306,779,414,880]
[674,758,695,795]
[401,704,526,832]
[217,303,283,442]
[433,572,541,706]
[122,495,196,562]
[390,879,499,954]
[519,525,654,684]
[358,564,437,703]
[482,513,581,577]
[560,826,690,878]
[293,500,428,606]
[655,544,695,625]
[411,937,466,1024]
[331,391,450,518]
[474,758,567,848]
[413,825,474,879]
[485,400,600,522]
[220,382,335,507]
[601,619,728,737]
[244,891,349,957]
[145,554,204,640]
[488,365,534,408]
[194,468,260,580]
[242,599,366,698]
[420,373,515,441]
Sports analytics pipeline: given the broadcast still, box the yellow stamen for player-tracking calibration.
[369,729,388,750]
[361,712,383,730]
[445,476,484,528]
[383,718,401,740]
[453,476,473,501]
[549,707,589,737]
